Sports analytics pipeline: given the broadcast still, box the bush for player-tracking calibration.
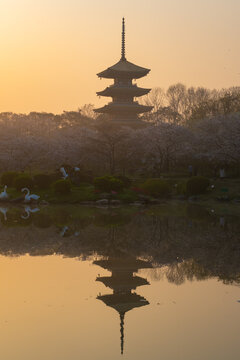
[141,179,170,198]
[186,176,210,195]
[1,171,19,186]
[176,182,187,195]
[115,175,132,188]
[53,179,71,194]
[34,174,52,189]
[49,172,61,183]
[72,171,94,185]
[14,174,34,191]
[117,189,138,203]
[94,176,124,193]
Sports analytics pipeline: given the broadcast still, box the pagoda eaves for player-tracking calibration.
[94,102,152,114]
[94,18,153,124]
[97,84,151,98]
[95,256,152,355]
[97,59,150,80]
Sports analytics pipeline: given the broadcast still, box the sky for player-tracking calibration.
[0,0,240,113]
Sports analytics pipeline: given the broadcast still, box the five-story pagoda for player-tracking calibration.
[95,18,153,124]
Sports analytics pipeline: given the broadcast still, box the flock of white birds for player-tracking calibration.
[0,166,77,203]
[0,167,81,223]
[0,185,40,202]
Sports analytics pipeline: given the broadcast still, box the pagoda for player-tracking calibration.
[94,257,152,354]
[94,18,153,124]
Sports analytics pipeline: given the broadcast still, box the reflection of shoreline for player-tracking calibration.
[94,257,152,354]
[0,205,239,285]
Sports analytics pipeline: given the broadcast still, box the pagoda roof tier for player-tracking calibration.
[97,85,151,98]
[96,275,149,290]
[94,102,153,114]
[94,258,153,271]
[97,59,150,79]
[97,293,149,314]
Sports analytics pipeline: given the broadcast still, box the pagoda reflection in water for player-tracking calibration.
[94,257,152,354]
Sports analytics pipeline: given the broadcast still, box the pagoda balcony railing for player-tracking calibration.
[109,83,137,88]
[107,101,141,105]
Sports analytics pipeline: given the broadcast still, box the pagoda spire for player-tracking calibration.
[121,17,126,61]
[95,18,153,124]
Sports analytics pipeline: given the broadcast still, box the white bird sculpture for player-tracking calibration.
[21,188,40,203]
[0,207,8,221]
[60,167,69,180]
[0,185,9,200]
[21,205,40,219]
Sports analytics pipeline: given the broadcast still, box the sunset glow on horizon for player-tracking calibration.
[0,0,240,113]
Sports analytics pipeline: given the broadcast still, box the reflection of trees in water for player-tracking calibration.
[142,260,210,284]
[0,206,239,284]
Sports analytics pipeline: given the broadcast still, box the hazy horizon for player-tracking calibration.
[0,0,240,113]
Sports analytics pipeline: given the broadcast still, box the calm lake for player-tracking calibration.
[0,203,239,360]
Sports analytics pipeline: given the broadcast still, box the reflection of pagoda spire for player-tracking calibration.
[94,257,152,355]
[121,17,126,61]
[120,312,124,355]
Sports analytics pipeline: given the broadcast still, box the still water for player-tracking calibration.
[0,203,239,360]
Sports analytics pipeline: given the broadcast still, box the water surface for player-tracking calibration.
[0,203,239,360]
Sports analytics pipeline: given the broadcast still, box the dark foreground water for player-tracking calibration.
[0,203,239,360]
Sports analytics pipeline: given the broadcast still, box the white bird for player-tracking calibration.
[0,185,9,200]
[60,226,69,237]
[21,188,40,203]
[0,207,8,221]
[60,167,68,180]
[21,205,40,219]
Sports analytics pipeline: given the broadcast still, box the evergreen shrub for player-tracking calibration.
[34,174,52,189]
[186,176,210,195]
[72,171,94,185]
[14,174,34,191]
[53,179,71,194]
[1,171,19,186]
[115,175,132,188]
[94,176,124,193]
[117,189,138,203]
[141,179,170,198]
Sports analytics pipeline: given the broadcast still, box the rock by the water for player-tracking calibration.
[188,196,199,202]
[233,198,240,203]
[80,201,95,205]
[130,201,145,206]
[176,195,187,201]
[96,199,109,206]
[110,199,121,206]
[138,194,151,203]
[149,198,161,204]
[216,195,230,202]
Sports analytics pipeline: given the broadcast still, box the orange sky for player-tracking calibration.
[0,0,240,113]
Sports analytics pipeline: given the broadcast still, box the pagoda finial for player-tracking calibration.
[120,312,125,355]
[121,17,126,61]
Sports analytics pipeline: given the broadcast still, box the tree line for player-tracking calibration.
[0,84,239,176]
